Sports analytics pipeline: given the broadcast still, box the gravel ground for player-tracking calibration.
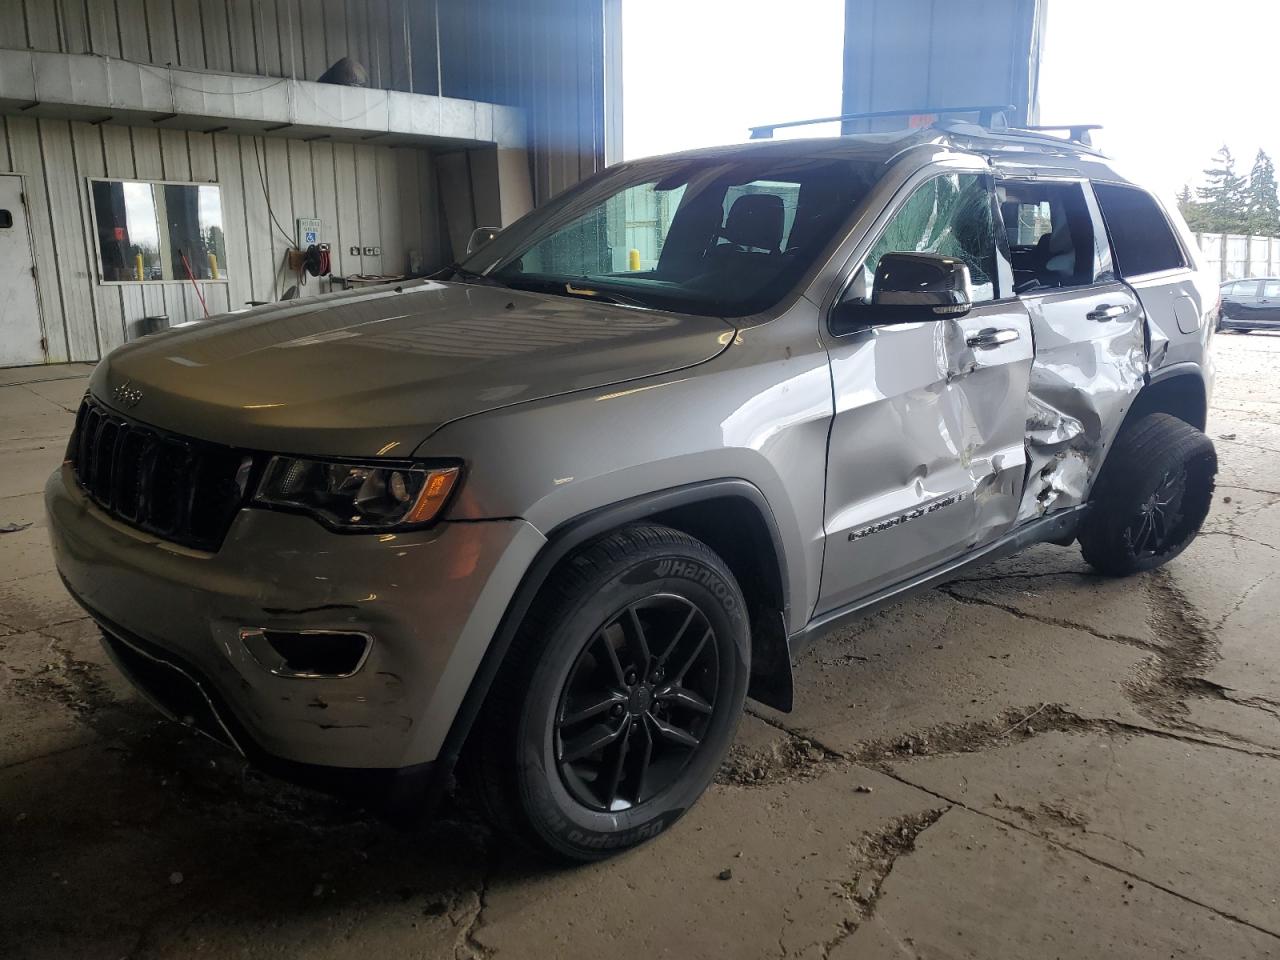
[3,333,1280,959]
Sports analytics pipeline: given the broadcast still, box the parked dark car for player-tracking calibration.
[1219,278,1280,332]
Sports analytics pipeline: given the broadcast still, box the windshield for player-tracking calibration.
[461,155,885,317]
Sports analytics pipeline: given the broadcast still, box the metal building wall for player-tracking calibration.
[0,0,618,205]
[0,0,617,365]
[0,0,419,91]
[842,0,1045,127]
[436,0,615,204]
[0,116,441,362]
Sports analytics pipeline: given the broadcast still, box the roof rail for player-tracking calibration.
[1022,124,1103,147]
[748,105,1015,139]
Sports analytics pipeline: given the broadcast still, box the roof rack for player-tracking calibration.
[1022,124,1103,147]
[747,108,1105,151]
[748,105,1015,139]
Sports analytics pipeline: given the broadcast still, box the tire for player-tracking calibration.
[1079,413,1217,577]
[462,524,750,861]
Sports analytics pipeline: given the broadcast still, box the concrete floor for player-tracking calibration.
[3,336,1280,959]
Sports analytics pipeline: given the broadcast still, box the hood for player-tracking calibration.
[90,280,734,458]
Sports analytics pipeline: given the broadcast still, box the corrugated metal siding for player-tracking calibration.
[7,0,421,92]
[0,116,443,362]
[437,0,608,204]
[8,0,611,115]
[7,0,611,205]
[841,0,1045,127]
[1,0,613,364]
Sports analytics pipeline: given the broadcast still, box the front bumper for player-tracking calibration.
[46,464,544,772]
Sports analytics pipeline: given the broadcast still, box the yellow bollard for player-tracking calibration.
[628,248,641,271]
[208,252,219,280]
[135,253,144,282]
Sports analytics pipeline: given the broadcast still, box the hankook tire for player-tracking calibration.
[1080,413,1218,576]
[462,524,749,861]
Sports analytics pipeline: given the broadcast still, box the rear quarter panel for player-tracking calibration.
[1139,200,1218,375]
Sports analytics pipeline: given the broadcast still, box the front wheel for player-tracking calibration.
[1079,413,1217,576]
[462,524,749,861]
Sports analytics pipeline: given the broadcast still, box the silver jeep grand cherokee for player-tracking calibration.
[47,116,1218,861]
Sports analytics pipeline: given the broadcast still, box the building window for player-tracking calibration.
[90,179,229,283]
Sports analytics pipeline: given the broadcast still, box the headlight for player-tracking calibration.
[254,457,460,531]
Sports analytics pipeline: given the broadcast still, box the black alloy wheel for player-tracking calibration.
[1125,467,1190,560]
[1080,413,1217,576]
[462,524,749,861]
[555,595,719,812]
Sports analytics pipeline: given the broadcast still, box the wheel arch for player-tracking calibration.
[1087,365,1210,507]
[1127,365,1208,432]
[425,480,795,806]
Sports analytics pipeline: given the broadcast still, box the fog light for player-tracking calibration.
[240,628,372,678]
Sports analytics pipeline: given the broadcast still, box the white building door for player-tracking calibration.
[0,176,46,366]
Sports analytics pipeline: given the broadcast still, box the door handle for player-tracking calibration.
[966,327,1020,349]
[1087,304,1130,322]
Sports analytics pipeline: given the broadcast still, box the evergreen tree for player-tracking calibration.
[1246,150,1280,237]
[1177,184,1209,232]
[1197,146,1248,232]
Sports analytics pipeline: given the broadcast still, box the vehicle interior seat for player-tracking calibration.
[714,194,785,255]
[1032,218,1078,287]
[680,193,786,297]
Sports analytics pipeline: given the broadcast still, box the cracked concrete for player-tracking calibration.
[834,807,1279,959]
[4,336,1280,958]
[892,729,1280,934]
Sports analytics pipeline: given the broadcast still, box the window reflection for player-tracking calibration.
[91,180,229,283]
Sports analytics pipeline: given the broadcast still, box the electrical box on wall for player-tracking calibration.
[296,217,322,247]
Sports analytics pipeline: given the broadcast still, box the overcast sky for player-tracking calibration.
[1039,0,1279,200]
[623,0,1277,201]
[621,0,845,159]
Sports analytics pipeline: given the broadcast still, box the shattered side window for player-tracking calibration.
[861,173,998,303]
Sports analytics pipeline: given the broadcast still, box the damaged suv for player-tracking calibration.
[47,114,1217,861]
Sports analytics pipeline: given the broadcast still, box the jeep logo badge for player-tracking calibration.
[111,380,143,409]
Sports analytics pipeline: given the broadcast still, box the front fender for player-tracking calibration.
[416,319,835,636]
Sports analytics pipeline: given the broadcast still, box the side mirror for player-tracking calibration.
[832,252,974,332]
[466,226,501,255]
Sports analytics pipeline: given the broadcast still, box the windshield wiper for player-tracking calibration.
[503,276,654,309]
[563,283,652,308]
[432,263,507,287]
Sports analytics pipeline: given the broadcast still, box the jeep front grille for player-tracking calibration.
[68,396,254,552]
